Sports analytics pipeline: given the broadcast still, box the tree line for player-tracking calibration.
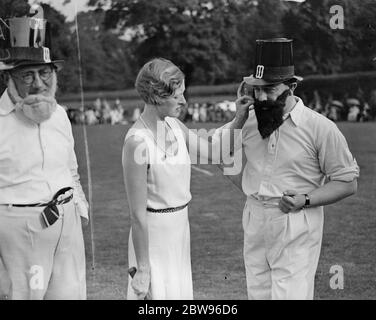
[1,0,375,94]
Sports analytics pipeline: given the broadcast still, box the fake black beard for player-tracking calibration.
[254,89,291,139]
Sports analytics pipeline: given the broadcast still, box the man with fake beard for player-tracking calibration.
[0,10,88,299]
[219,38,359,299]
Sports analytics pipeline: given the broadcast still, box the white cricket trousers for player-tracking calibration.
[0,200,86,300]
[243,197,324,300]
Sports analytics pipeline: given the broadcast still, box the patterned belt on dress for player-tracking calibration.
[146,202,189,213]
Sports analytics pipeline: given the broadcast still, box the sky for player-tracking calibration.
[31,0,91,21]
[31,0,306,22]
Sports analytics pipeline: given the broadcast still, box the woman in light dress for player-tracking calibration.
[122,58,252,300]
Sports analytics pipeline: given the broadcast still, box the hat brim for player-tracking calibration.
[0,60,64,72]
[243,75,303,86]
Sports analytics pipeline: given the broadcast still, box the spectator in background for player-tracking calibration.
[224,101,236,122]
[199,103,207,122]
[85,107,98,125]
[346,98,361,122]
[101,100,111,124]
[93,97,101,111]
[186,103,194,122]
[192,103,200,122]
[361,102,372,122]
[215,103,224,122]
[326,100,344,122]
[207,102,216,122]
[77,109,85,125]
[101,99,112,124]
[93,98,103,123]
[115,99,128,124]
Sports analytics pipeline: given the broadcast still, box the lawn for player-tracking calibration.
[72,121,376,300]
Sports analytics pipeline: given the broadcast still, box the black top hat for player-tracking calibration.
[0,4,64,71]
[243,38,302,86]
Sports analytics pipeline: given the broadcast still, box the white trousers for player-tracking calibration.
[243,197,324,300]
[0,201,86,300]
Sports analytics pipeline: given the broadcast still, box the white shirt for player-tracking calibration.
[0,89,88,219]
[219,97,359,203]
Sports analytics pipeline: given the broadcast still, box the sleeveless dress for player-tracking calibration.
[125,117,193,300]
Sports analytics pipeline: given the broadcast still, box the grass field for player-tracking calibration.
[72,121,376,300]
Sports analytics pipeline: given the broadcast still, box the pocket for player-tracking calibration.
[286,210,310,248]
[270,212,288,242]
[26,209,62,235]
[302,208,324,243]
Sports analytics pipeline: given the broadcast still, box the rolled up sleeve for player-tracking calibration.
[317,122,359,182]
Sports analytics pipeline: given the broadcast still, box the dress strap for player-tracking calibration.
[124,128,155,167]
[165,117,187,151]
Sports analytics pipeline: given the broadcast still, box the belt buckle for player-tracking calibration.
[56,188,73,203]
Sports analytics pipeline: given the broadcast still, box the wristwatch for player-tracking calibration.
[303,194,310,208]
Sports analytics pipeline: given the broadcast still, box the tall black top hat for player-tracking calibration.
[0,4,64,71]
[243,38,302,86]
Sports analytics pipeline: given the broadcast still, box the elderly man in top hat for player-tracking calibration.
[218,38,359,299]
[0,7,88,300]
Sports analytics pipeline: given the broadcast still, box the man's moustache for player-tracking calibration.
[254,89,291,111]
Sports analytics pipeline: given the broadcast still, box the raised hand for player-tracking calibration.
[234,95,254,121]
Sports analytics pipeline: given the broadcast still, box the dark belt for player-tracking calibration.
[146,202,189,213]
[6,187,73,228]
[8,187,73,208]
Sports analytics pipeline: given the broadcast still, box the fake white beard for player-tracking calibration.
[8,72,58,124]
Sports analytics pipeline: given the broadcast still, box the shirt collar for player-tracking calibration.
[285,96,305,127]
[0,89,16,116]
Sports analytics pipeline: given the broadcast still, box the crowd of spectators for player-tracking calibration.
[65,89,376,125]
[178,101,236,123]
[303,89,375,123]
[65,99,238,125]
[66,98,130,125]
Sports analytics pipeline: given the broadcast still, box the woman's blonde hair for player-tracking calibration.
[135,58,185,106]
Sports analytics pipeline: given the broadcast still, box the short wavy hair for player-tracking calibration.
[135,58,185,106]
